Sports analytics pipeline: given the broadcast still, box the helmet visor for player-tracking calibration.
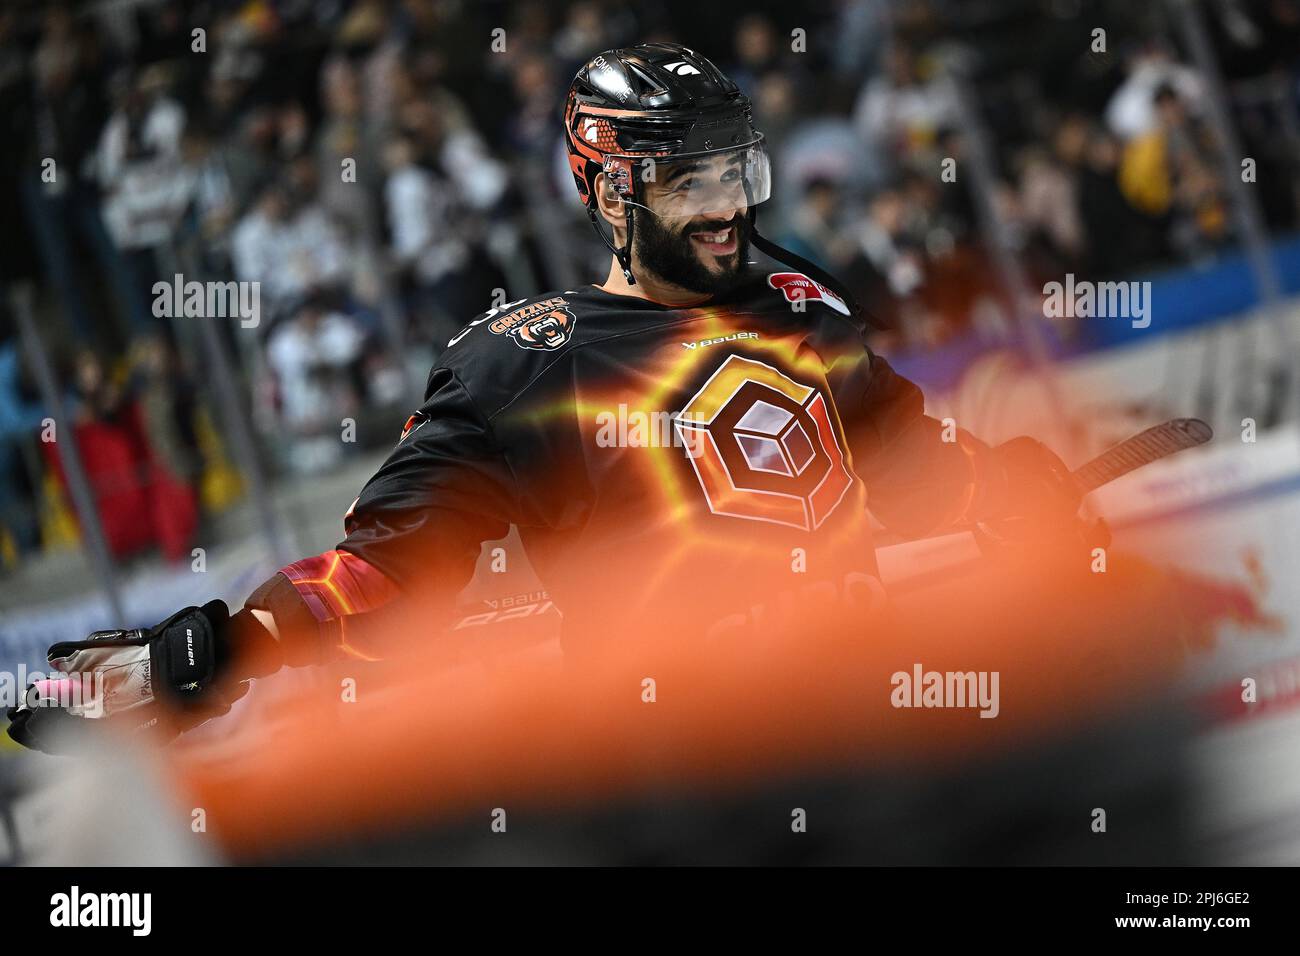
[626,140,772,219]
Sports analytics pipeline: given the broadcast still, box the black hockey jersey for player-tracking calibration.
[330,253,1003,654]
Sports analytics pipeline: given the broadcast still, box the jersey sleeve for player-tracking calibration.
[835,344,1002,538]
[337,365,521,592]
[228,364,524,669]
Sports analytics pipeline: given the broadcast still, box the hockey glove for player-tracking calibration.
[5,601,253,754]
[974,437,1109,550]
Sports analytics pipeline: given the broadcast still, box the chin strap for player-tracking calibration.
[623,204,637,285]
[586,172,639,286]
[587,207,636,286]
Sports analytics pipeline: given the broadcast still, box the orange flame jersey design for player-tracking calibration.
[535,305,876,618]
[278,550,401,660]
[338,274,955,651]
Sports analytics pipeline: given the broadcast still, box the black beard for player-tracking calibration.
[632,210,751,296]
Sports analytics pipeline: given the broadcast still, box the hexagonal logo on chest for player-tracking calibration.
[673,354,854,531]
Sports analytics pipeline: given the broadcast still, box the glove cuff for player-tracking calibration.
[149,602,227,705]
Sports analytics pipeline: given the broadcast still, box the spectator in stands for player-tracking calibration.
[178,120,237,254]
[316,55,382,243]
[830,0,893,83]
[96,65,186,196]
[128,334,200,563]
[505,52,561,158]
[729,14,782,94]
[20,4,148,349]
[1078,126,1167,276]
[898,167,998,341]
[1171,157,1233,261]
[382,133,472,343]
[1105,44,1204,142]
[129,335,199,493]
[266,293,367,472]
[96,64,191,333]
[1119,84,1231,262]
[55,348,152,560]
[753,71,800,168]
[552,2,613,71]
[853,41,958,170]
[202,97,268,209]
[395,87,508,214]
[1017,136,1085,272]
[230,173,350,317]
[853,185,928,333]
[776,176,857,273]
[69,348,125,427]
[0,328,44,562]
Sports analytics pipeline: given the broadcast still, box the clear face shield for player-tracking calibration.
[616,139,772,221]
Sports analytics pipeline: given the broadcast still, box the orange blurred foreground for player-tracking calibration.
[166,537,1204,859]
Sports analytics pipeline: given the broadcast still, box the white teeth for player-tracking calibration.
[694,228,731,243]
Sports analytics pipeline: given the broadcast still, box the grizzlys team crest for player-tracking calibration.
[512,307,576,350]
[489,297,577,351]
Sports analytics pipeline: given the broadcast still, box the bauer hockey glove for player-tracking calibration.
[5,600,255,754]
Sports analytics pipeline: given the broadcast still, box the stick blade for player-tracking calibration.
[1072,418,1214,494]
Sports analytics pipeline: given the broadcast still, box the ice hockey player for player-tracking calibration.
[8,43,1087,753]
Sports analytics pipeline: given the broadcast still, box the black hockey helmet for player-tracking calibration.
[562,42,873,326]
[564,42,772,285]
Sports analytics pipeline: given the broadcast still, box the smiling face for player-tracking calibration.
[632,151,755,295]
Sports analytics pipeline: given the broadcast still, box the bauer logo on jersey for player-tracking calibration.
[766,272,850,316]
[489,297,577,351]
[673,355,853,531]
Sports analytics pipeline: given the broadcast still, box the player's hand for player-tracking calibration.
[5,601,251,755]
[992,437,1080,522]
[974,437,1110,551]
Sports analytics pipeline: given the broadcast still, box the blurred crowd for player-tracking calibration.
[1,0,1299,572]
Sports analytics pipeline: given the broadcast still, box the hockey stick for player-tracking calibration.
[1071,417,1213,495]
[946,418,1215,561]
[965,418,1213,556]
